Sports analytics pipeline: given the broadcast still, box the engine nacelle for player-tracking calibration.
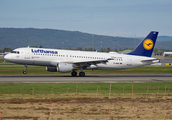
[46,66,57,72]
[57,63,73,73]
[46,63,73,73]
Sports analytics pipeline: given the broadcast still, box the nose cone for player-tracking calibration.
[4,54,10,61]
[4,54,7,60]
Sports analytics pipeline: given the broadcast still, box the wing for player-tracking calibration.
[50,58,113,69]
[72,58,113,69]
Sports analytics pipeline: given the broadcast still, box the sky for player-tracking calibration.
[0,0,172,37]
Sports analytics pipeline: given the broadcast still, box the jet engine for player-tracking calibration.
[46,63,73,73]
[57,62,73,72]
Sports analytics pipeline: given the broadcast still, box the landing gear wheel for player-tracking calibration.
[71,71,77,77]
[79,72,85,77]
[23,71,27,74]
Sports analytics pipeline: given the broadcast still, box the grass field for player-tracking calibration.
[1,66,172,75]
[1,57,172,75]
[0,59,4,63]
[0,59,11,63]
[0,82,171,95]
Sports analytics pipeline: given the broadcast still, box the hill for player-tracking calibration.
[157,36,172,41]
[0,28,172,50]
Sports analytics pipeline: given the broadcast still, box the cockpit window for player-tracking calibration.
[11,51,20,54]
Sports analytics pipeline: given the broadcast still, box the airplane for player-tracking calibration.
[4,31,159,77]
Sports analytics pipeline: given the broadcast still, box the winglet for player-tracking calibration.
[128,31,159,57]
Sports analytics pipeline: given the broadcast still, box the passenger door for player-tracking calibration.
[25,48,30,59]
[127,56,132,66]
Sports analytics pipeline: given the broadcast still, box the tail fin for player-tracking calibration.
[128,31,158,57]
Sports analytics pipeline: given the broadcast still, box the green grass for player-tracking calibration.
[0,59,4,63]
[0,82,171,94]
[0,59,11,63]
[0,66,172,75]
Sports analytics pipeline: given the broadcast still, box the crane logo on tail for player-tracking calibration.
[143,39,154,50]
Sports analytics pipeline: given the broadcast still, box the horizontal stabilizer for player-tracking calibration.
[141,58,160,64]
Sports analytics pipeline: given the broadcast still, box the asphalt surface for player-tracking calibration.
[159,57,172,63]
[0,74,172,83]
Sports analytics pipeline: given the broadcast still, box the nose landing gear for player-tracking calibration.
[23,65,27,74]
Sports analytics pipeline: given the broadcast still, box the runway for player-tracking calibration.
[0,74,172,83]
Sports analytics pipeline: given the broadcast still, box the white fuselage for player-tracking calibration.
[5,47,157,71]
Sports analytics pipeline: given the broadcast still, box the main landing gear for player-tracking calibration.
[71,70,85,77]
[71,70,77,77]
[23,65,27,74]
[79,72,85,77]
